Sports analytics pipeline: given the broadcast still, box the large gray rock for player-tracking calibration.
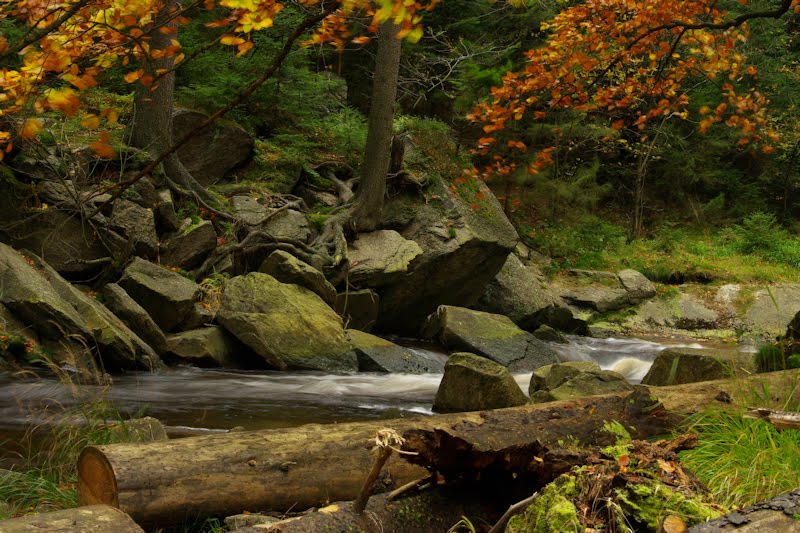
[160,220,217,270]
[230,195,267,226]
[433,352,528,413]
[118,257,200,332]
[32,256,162,371]
[217,273,357,371]
[625,293,719,331]
[529,361,632,403]
[335,289,379,332]
[259,250,336,306]
[375,178,519,333]
[742,284,800,339]
[263,208,312,244]
[557,269,656,313]
[477,254,567,330]
[166,326,246,368]
[102,283,169,355]
[422,305,560,372]
[2,209,117,279]
[0,245,159,372]
[641,347,756,386]
[172,108,254,185]
[346,329,444,373]
[109,199,158,257]
[347,230,423,287]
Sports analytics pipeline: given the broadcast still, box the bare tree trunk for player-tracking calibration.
[349,21,402,232]
[129,0,218,207]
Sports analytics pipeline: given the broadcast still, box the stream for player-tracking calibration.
[0,336,709,438]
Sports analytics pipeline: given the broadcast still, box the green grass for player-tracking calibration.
[525,218,800,284]
[679,409,800,508]
[0,398,140,519]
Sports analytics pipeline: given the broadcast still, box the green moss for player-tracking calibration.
[507,476,581,533]
[614,482,722,531]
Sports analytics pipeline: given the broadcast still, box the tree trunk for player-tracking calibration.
[129,0,218,206]
[77,388,673,526]
[0,505,143,532]
[349,21,402,232]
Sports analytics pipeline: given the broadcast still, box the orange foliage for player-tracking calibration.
[0,0,436,155]
[469,0,794,181]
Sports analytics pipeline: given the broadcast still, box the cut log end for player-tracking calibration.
[78,446,119,508]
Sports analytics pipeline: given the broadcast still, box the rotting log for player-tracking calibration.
[78,387,674,525]
[0,505,143,533]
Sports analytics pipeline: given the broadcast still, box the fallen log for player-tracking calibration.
[78,387,673,525]
[0,505,142,533]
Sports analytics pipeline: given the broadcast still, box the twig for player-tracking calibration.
[353,429,410,514]
[487,492,541,533]
[387,474,437,501]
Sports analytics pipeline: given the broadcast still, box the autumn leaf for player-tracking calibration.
[20,119,44,139]
[89,131,115,159]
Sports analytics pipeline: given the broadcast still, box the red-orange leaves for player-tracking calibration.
[470,0,779,180]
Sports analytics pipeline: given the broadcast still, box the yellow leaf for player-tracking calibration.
[81,114,101,129]
[20,119,44,139]
[124,70,142,83]
[221,34,245,46]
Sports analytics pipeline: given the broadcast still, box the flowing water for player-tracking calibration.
[0,336,720,439]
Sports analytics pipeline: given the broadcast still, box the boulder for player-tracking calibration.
[529,362,632,403]
[32,256,162,371]
[110,199,158,257]
[532,324,568,344]
[263,208,312,244]
[160,220,217,270]
[742,284,800,339]
[172,108,254,185]
[106,416,168,442]
[102,283,169,355]
[230,195,267,227]
[166,326,247,368]
[617,269,657,301]
[347,230,423,287]
[625,293,719,331]
[422,305,560,372]
[641,347,755,386]
[259,250,336,306]
[117,257,200,332]
[217,273,357,371]
[477,254,568,330]
[557,269,656,313]
[0,245,160,372]
[335,289,379,332]
[177,303,215,330]
[375,177,519,333]
[433,352,528,413]
[2,209,116,279]
[346,329,444,373]
[154,189,180,233]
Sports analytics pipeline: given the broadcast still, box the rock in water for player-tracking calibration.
[422,305,560,371]
[433,352,528,413]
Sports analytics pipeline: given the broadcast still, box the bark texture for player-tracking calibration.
[78,388,673,525]
[349,21,402,232]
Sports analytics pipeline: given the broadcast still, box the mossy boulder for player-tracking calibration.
[346,329,444,373]
[347,230,423,287]
[742,284,800,340]
[641,347,755,386]
[422,305,560,371]
[160,219,217,270]
[375,177,519,333]
[166,326,250,368]
[118,257,201,332]
[477,253,569,331]
[102,283,169,355]
[259,250,336,306]
[433,352,528,413]
[217,273,357,371]
[625,293,719,331]
[529,362,632,403]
